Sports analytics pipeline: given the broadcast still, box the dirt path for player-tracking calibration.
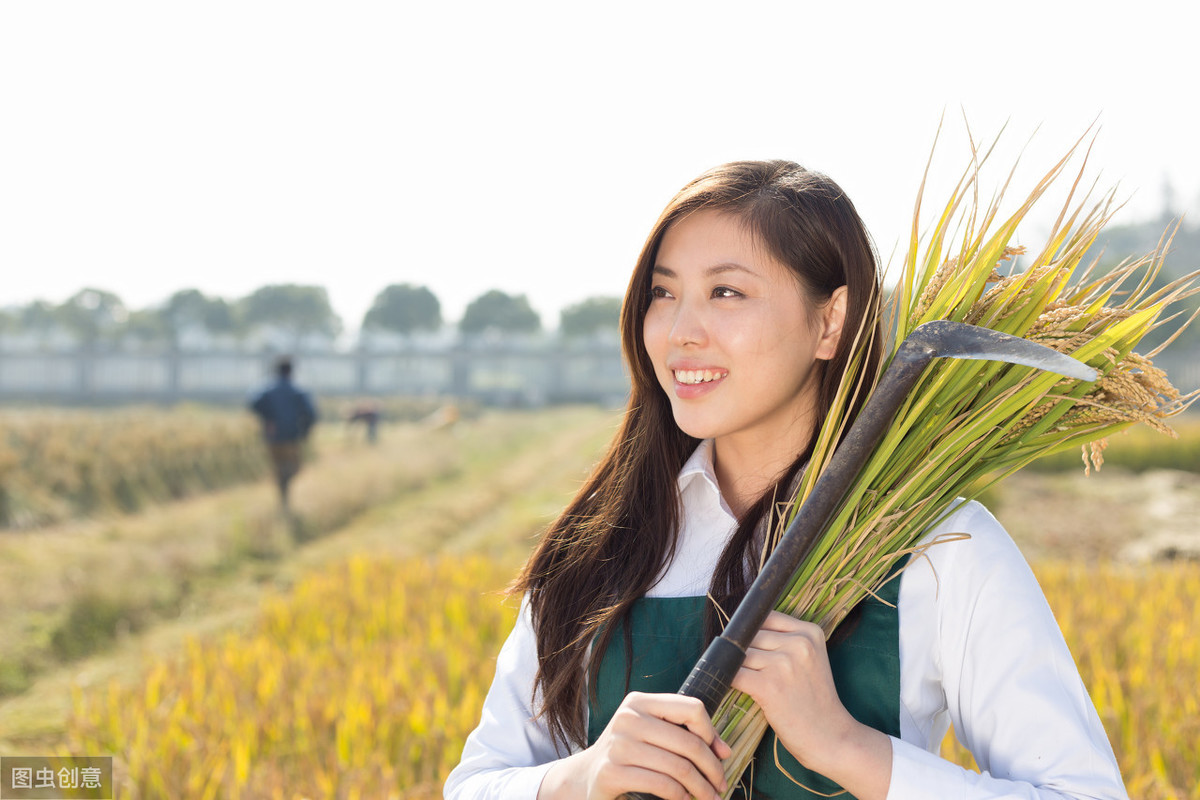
[987,468,1200,563]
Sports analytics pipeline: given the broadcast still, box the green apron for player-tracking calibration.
[587,563,905,800]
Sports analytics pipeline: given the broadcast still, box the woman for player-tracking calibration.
[445,161,1128,800]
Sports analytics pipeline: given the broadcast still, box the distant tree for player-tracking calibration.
[121,309,170,345]
[238,284,342,342]
[459,289,541,335]
[18,300,59,333]
[161,289,237,341]
[0,301,62,344]
[361,284,442,334]
[57,288,128,342]
[559,296,622,338]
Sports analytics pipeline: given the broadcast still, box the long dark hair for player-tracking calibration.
[513,160,884,750]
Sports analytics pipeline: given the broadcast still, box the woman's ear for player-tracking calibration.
[814,285,848,361]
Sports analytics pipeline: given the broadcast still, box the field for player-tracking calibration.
[0,406,268,529]
[0,406,1198,798]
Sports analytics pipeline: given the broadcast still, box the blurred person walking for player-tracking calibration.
[249,356,318,511]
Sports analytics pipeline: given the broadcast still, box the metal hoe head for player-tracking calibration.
[906,319,1098,382]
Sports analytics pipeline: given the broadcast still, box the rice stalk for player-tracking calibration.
[712,129,1198,797]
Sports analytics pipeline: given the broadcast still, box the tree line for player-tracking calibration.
[0,284,625,346]
[7,218,1193,351]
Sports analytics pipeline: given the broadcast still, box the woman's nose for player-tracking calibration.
[669,299,707,347]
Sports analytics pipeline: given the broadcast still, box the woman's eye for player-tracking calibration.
[712,286,742,299]
[650,285,673,300]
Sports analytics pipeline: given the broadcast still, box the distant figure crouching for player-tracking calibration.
[347,400,382,444]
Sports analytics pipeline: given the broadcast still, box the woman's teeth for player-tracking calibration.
[674,369,724,385]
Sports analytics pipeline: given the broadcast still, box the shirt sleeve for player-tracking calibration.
[889,501,1129,800]
[444,596,569,800]
[249,387,268,417]
[300,390,318,433]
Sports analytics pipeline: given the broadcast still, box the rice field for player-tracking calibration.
[60,552,1200,800]
[6,406,1196,798]
[0,406,267,529]
[66,556,518,800]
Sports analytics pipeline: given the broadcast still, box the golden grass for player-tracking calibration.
[66,555,519,800]
[59,552,1200,799]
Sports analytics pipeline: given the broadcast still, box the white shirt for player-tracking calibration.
[445,439,1129,800]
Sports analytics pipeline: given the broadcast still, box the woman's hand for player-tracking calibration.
[538,691,732,800]
[730,611,892,800]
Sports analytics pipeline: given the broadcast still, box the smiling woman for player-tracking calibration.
[445,161,1129,800]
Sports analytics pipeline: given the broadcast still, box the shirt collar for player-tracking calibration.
[678,439,724,503]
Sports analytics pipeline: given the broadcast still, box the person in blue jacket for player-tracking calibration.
[249,355,318,510]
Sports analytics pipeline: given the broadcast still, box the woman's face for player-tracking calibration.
[643,209,845,458]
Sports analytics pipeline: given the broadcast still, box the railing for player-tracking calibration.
[0,341,630,407]
[2,342,1195,409]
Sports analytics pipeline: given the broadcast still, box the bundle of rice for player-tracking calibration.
[712,129,1200,793]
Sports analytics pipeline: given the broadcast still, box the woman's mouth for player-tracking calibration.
[673,369,728,385]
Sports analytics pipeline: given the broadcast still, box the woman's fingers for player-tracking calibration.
[759,610,820,635]
[623,692,729,754]
[730,611,864,774]
[620,694,731,779]
[600,749,722,800]
[635,716,728,787]
[599,692,730,800]
[741,613,824,661]
[596,764,717,800]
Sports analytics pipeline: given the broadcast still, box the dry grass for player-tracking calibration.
[0,406,618,752]
[0,405,268,528]
[0,421,452,692]
[0,407,617,708]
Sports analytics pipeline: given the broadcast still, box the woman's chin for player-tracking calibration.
[668,412,721,442]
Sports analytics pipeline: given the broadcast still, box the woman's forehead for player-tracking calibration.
[657,210,797,282]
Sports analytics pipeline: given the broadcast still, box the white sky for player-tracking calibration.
[2,1,1198,339]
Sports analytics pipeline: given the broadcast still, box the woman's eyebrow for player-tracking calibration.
[651,263,756,278]
[706,263,756,278]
